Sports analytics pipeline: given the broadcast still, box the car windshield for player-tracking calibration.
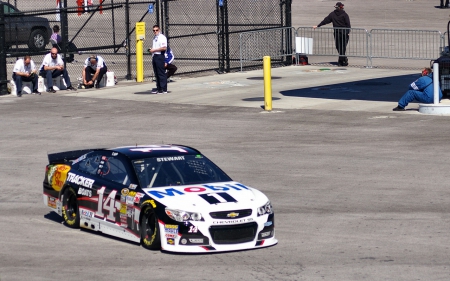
[133,154,232,188]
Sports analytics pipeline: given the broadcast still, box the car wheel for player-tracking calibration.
[28,29,47,51]
[140,206,161,250]
[62,187,80,228]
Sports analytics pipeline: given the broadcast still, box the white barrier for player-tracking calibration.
[38,76,64,92]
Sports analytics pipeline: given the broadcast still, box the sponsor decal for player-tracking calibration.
[260,231,271,238]
[157,156,185,162]
[148,183,249,199]
[72,154,86,164]
[126,196,134,205]
[81,209,94,218]
[166,238,175,245]
[134,192,144,203]
[47,196,57,208]
[128,184,137,190]
[121,188,129,196]
[264,221,273,227]
[212,218,253,225]
[130,146,188,153]
[189,238,203,243]
[181,238,187,245]
[78,187,92,197]
[126,206,134,217]
[120,203,127,214]
[48,165,71,192]
[67,172,95,188]
[164,224,179,238]
[120,213,128,227]
[112,152,118,156]
[142,199,157,208]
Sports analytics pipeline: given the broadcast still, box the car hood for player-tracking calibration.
[142,181,268,211]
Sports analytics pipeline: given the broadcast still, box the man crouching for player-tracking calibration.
[82,55,107,89]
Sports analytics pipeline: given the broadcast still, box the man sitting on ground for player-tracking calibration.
[393,67,442,111]
[82,55,107,88]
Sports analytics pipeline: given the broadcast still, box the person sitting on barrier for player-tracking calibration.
[393,67,442,111]
[12,55,40,97]
[39,47,77,93]
[165,47,177,81]
[313,2,351,66]
[82,54,107,89]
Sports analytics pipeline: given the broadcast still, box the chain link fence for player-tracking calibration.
[0,0,292,94]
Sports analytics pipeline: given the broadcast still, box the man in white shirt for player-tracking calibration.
[12,55,40,97]
[82,55,108,88]
[39,47,76,93]
[149,25,167,94]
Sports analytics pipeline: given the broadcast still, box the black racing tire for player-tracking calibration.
[62,187,80,228]
[28,29,47,51]
[140,206,161,250]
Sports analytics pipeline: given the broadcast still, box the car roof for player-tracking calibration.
[107,144,201,160]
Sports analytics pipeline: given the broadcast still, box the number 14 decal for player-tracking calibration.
[95,186,120,221]
[199,192,237,204]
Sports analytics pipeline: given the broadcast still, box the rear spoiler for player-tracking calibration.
[47,148,105,165]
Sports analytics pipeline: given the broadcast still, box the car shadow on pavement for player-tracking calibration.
[280,74,420,102]
[44,211,64,224]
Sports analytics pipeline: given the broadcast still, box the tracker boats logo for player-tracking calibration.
[67,172,95,188]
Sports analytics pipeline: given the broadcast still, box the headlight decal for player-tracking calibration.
[257,201,273,216]
[165,208,203,222]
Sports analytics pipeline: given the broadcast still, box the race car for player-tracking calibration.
[43,144,277,253]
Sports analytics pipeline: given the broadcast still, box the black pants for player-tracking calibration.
[152,54,167,92]
[85,65,108,85]
[333,29,350,62]
[441,0,449,7]
[12,73,38,93]
[166,63,177,79]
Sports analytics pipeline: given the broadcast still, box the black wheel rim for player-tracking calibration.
[144,210,156,239]
[66,192,78,220]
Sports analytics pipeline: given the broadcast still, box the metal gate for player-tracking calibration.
[0,0,292,94]
[163,0,292,74]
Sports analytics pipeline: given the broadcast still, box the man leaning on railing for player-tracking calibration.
[313,2,351,67]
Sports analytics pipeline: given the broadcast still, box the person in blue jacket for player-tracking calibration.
[393,67,442,111]
[164,47,178,80]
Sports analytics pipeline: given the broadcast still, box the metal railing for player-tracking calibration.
[239,27,447,69]
[369,29,443,62]
[239,27,295,71]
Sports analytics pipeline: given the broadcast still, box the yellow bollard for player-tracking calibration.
[135,22,146,82]
[263,56,272,111]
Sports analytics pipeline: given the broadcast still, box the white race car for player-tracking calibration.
[43,144,277,253]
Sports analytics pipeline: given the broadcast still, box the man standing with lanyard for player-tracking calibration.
[149,25,168,94]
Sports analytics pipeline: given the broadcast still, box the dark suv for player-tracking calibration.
[2,1,52,51]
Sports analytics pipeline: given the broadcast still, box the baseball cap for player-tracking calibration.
[335,2,344,8]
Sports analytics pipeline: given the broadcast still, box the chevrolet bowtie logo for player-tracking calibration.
[227,212,239,218]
